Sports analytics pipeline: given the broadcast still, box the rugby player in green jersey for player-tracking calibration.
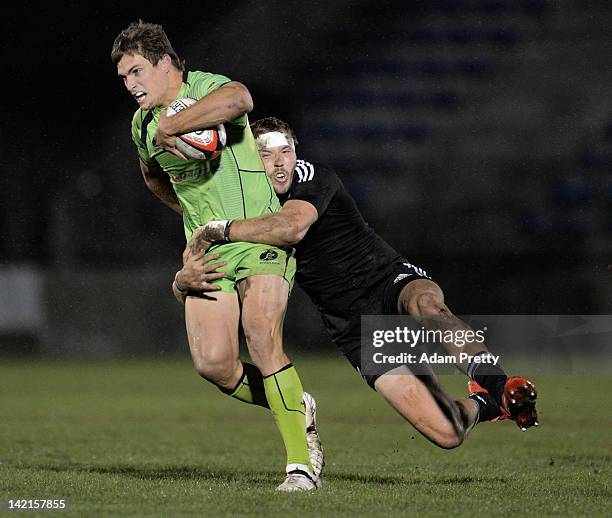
[111,22,322,491]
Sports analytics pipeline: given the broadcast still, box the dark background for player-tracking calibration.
[2,0,612,358]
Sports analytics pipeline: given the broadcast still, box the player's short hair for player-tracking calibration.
[251,117,298,146]
[111,20,185,71]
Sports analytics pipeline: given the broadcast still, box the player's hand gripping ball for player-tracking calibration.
[166,98,227,160]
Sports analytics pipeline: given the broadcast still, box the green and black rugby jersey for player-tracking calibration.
[130,71,280,240]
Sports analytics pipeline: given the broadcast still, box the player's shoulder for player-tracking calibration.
[294,159,338,184]
[186,70,232,92]
[131,107,152,131]
[186,70,216,82]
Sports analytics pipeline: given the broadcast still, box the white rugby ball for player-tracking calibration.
[166,98,227,160]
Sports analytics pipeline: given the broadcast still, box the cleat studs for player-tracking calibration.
[530,392,535,397]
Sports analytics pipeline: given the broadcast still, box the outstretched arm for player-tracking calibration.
[190,200,318,253]
[230,200,318,246]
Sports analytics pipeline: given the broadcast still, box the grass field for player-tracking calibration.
[1,356,611,516]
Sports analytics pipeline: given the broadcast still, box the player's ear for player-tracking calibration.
[159,53,172,71]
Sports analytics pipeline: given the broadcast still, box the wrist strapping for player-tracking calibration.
[223,220,233,242]
[172,271,188,305]
[174,270,187,293]
[202,220,233,243]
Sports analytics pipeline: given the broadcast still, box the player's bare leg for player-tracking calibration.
[184,292,242,389]
[238,275,291,376]
[185,292,270,407]
[375,367,479,448]
[398,280,488,373]
[239,275,318,491]
[398,279,538,430]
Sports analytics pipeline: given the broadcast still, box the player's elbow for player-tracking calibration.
[228,82,253,114]
[142,172,156,192]
[294,225,310,244]
[284,221,308,245]
[241,91,254,113]
[143,175,166,199]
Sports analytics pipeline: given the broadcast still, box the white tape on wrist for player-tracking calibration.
[172,271,187,304]
[203,220,228,242]
[174,270,187,293]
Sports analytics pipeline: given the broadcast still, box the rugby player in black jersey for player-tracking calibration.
[176,117,539,449]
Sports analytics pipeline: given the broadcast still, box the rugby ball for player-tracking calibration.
[166,98,226,160]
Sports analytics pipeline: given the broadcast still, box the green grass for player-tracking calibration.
[1,357,610,516]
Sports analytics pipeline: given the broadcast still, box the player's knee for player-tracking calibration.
[192,351,238,388]
[419,407,467,450]
[430,427,465,450]
[417,293,445,319]
[400,280,447,319]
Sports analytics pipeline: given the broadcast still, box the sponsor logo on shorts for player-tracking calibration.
[259,249,279,262]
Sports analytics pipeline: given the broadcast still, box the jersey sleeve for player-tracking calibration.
[130,110,154,167]
[290,161,339,216]
[189,72,247,128]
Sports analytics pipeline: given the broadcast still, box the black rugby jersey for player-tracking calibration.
[279,160,401,316]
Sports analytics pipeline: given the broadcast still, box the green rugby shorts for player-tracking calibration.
[207,242,296,292]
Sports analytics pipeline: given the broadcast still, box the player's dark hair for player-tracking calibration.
[251,117,298,145]
[111,20,185,71]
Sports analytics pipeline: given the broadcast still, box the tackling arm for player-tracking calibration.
[140,160,182,215]
[230,200,318,246]
[174,201,316,301]
[196,200,318,248]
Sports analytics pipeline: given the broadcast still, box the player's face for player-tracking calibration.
[117,53,171,110]
[260,144,297,195]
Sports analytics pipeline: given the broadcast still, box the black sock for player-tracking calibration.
[218,362,269,409]
[468,351,507,405]
[469,392,502,423]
